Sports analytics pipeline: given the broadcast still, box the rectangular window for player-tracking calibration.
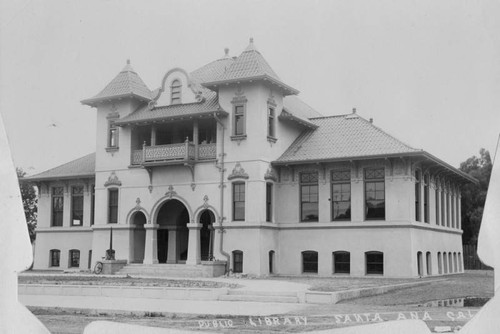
[234,105,245,136]
[233,183,245,221]
[446,193,450,227]
[233,250,243,273]
[108,121,118,148]
[266,183,273,222]
[171,80,182,104]
[302,251,318,273]
[90,185,95,225]
[365,168,385,220]
[435,187,440,226]
[423,174,429,223]
[50,249,60,267]
[267,107,275,138]
[51,187,64,227]
[108,189,118,224]
[333,251,351,274]
[451,194,455,228]
[69,250,80,268]
[366,252,384,275]
[331,170,351,221]
[441,191,445,226]
[300,172,319,222]
[415,170,421,221]
[71,186,84,226]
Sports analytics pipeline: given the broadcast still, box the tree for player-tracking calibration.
[16,168,38,243]
[459,148,492,245]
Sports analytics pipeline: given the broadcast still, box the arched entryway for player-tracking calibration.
[156,199,189,264]
[131,211,146,263]
[199,210,215,261]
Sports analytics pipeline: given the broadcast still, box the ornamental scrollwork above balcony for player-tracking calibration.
[104,172,122,187]
[228,162,249,180]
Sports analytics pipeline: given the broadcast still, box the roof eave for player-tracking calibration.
[202,75,299,96]
[115,109,228,126]
[22,174,96,183]
[278,111,318,129]
[81,93,152,107]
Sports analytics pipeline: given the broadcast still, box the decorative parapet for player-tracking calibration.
[228,162,249,180]
[104,172,122,187]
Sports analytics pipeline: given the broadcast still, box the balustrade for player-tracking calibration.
[130,142,216,165]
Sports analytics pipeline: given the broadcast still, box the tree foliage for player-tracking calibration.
[459,148,492,245]
[17,168,38,243]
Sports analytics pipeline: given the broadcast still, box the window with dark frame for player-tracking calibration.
[267,107,275,138]
[171,79,182,104]
[108,189,118,224]
[446,192,450,227]
[302,251,318,273]
[51,187,64,227]
[300,172,319,222]
[233,183,245,221]
[234,105,245,136]
[69,249,80,268]
[90,185,95,225]
[50,249,60,267]
[451,193,455,228]
[266,183,273,222]
[108,121,118,148]
[333,251,351,274]
[366,251,384,275]
[364,168,385,220]
[71,186,84,226]
[424,174,430,223]
[415,170,421,221]
[331,170,351,221]
[435,182,440,226]
[441,190,446,226]
[233,250,243,273]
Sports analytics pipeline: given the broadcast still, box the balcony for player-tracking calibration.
[131,142,217,166]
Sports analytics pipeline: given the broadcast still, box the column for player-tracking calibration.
[166,226,178,264]
[186,223,202,265]
[143,224,159,264]
[193,119,199,160]
[151,125,157,146]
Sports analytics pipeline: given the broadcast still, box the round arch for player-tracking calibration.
[126,207,150,225]
[193,205,219,225]
[151,194,193,225]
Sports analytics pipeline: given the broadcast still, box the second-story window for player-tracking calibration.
[415,170,421,222]
[234,105,245,136]
[71,186,84,226]
[331,170,351,221]
[171,79,182,104]
[268,107,275,138]
[266,183,273,222]
[108,189,118,224]
[233,183,245,221]
[365,168,385,220]
[108,120,118,148]
[423,174,430,223]
[52,187,64,227]
[300,172,319,222]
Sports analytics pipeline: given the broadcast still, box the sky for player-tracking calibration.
[1,0,499,175]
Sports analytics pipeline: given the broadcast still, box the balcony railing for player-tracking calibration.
[131,142,216,165]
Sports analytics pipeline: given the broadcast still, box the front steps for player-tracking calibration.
[116,263,225,278]
[219,289,299,303]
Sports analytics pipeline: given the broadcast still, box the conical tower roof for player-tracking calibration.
[81,60,152,106]
[203,39,298,96]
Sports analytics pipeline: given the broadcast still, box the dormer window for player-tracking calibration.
[171,79,182,104]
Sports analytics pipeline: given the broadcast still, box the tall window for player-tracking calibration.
[50,249,60,267]
[333,251,350,274]
[331,170,351,221]
[423,174,429,223]
[300,172,319,222]
[267,107,275,138]
[108,189,118,224]
[234,105,245,136]
[446,192,450,227]
[441,190,446,226]
[415,170,421,221]
[365,168,385,220]
[435,182,440,226]
[302,251,318,273]
[52,187,64,227]
[366,251,384,275]
[171,79,182,104]
[108,121,118,148]
[233,183,245,221]
[266,183,273,222]
[69,249,80,268]
[233,250,243,273]
[90,185,95,225]
[71,186,84,226]
[451,193,455,228]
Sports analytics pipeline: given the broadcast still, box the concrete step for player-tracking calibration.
[228,289,297,297]
[115,264,210,278]
[218,294,299,303]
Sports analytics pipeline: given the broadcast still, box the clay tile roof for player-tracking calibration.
[81,60,152,106]
[276,114,419,163]
[203,39,299,95]
[24,153,95,181]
